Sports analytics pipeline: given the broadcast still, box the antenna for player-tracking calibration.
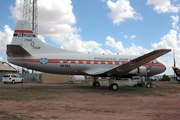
[173,49,176,81]
[173,49,176,67]
[22,0,39,80]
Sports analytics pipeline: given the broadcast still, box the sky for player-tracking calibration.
[0,0,180,75]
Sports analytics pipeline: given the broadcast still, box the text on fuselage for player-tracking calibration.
[24,39,41,49]
[94,57,129,61]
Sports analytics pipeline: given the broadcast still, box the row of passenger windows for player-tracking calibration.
[59,60,123,65]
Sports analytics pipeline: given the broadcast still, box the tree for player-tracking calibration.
[160,74,171,81]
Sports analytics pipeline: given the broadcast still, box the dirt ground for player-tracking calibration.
[0,81,180,120]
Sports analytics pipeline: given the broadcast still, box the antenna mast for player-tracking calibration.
[22,0,38,35]
[173,49,176,67]
[22,0,39,79]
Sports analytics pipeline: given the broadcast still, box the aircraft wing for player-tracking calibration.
[89,49,171,76]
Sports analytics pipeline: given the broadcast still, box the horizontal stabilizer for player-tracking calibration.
[7,45,31,57]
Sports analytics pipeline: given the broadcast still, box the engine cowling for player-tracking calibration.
[128,66,147,76]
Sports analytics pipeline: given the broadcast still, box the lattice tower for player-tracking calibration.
[22,0,38,35]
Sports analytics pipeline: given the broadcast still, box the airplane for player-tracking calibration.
[6,20,171,90]
[172,66,180,82]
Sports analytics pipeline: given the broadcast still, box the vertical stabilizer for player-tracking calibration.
[10,20,78,55]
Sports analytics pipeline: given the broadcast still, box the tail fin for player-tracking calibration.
[7,20,77,57]
[172,66,180,81]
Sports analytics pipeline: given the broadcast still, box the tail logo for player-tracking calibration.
[14,30,36,37]
[31,41,41,49]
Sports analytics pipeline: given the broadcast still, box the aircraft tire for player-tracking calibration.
[93,81,100,87]
[109,83,118,91]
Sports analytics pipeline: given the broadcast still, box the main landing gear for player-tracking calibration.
[92,77,100,87]
[92,76,119,91]
[108,77,118,91]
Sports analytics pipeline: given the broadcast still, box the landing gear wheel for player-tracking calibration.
[146,82,153,88]
[109,83,118,91]
[93,81,100,87]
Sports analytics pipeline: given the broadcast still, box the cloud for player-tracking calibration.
[10,0,77,35]
[130,35,136,39]
[151,15,180,74]
[8,0,144,55]
[146,0,180,13]
[38,0,77,35]
[0,25,13,52]
[152,30,179,49]
[95,47,114,55]
[10,0,24,21]
[9,0,103,54]
[171,15,179,30]
[124,35,128,39]
[124,35,136,39]
[105,36,149,55]
[49,33,101,53]
[0,56,3,61]
[107,0,143,25]
[152,16,180,49]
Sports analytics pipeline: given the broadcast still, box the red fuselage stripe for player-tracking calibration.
[9,59,165,68]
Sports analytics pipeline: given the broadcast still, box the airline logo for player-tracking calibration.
[14,30,36,37]
[40,58,48,64]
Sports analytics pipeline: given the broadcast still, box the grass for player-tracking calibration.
[1,81,180,120]
[0,85,63,101]
[72,81,180,96]
[1,81,180,101]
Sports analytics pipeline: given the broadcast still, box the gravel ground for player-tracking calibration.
[0,81,180,120]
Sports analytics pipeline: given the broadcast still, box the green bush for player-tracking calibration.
[159,74,171,81]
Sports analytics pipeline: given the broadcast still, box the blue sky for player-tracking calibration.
[0,0,180,75]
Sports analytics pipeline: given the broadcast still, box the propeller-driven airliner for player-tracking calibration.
[6,20,171,90]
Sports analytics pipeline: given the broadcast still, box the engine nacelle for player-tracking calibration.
[128,66,147,76]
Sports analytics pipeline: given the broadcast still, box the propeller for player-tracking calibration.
[173,49,176,67]
[173,49,176,81]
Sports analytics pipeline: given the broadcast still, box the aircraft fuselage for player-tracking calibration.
[8,53,166,77]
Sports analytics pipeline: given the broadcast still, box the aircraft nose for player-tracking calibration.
[160,62,166,73]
